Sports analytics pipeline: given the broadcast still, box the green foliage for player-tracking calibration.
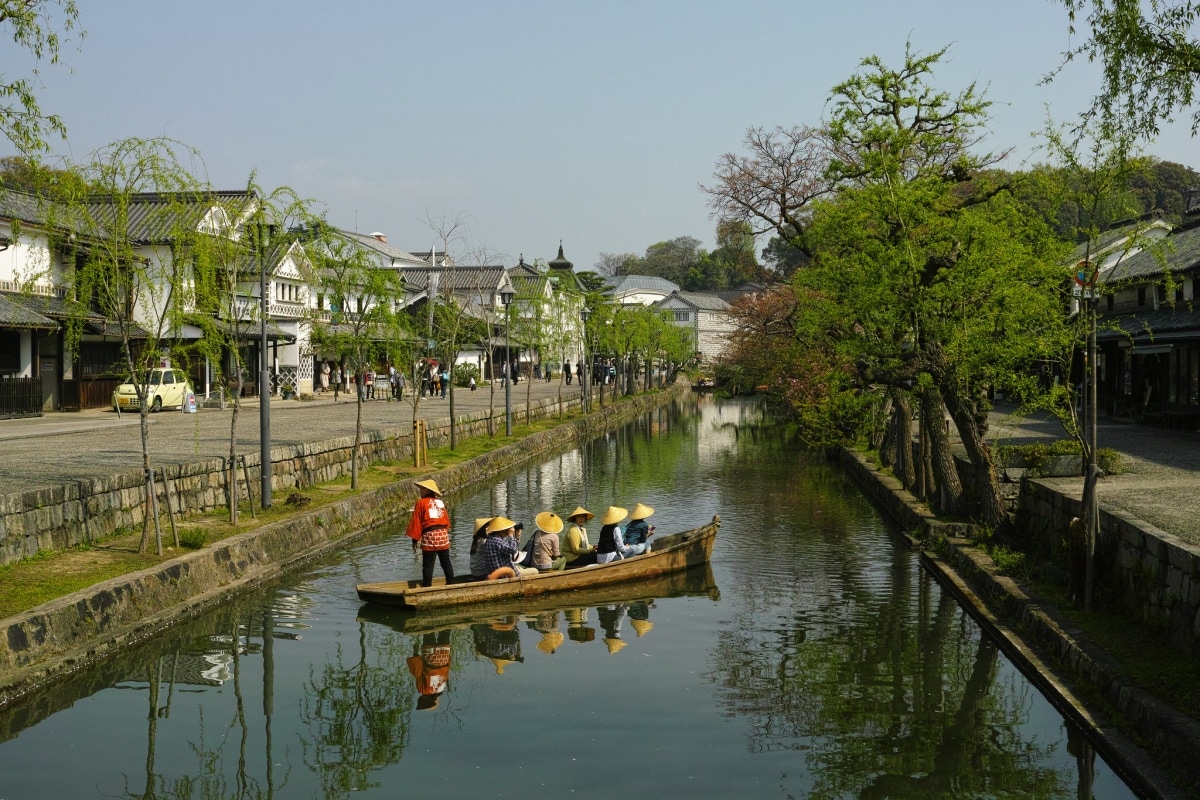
[985,542,1028,576]
[1061,0,1200,136]
[0,0,82,154]
[178,528,206,549]
[453,362,479,387]
[995,439,1124,476]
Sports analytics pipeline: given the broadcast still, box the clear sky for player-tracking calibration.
[25,0,1200,272]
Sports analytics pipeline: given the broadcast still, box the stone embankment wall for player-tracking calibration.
[1019,481,1200,659]
[838,448,1200,800]
[0,396,579,567]
[0,386,684,709]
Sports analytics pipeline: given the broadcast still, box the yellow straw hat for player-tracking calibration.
[489,657,514,674]
[413,478,442,497]
[566,506,594,522]
[474,517,493,536]
[486,516,517,534]
[600,506,628,526]
[535,511,564,534]
[537,631,565,654]
[629,502,655,520]
[603,637,627,654]
[630,619,655,637]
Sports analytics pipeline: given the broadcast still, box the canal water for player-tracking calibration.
[0,396,1137,799]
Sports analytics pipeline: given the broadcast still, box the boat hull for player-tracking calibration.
[358,563,719,634]
[356,516,720,611]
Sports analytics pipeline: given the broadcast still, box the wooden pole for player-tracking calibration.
[229,456,240,525]
[147,468,163,556]
[242,455,257,519]
[159,466,179,548]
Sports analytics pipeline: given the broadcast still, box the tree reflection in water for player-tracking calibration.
[706,565,1073,798]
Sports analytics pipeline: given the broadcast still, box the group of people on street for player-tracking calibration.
[406,476,657,586]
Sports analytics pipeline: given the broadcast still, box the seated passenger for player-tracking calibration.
[562,506,598,568]
[532,511,564,571]
[481,516,536,579]
[621,503,656,556]
[468,517,493,580]
[595,506,628,564]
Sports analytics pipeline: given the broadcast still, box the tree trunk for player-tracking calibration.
[921,386,964,514]
[941,384,1007,529]
[888,389,916,489]
[352,375,363,490]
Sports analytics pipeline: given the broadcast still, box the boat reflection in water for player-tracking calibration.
[359,564,719,695]
[358,562,718,636]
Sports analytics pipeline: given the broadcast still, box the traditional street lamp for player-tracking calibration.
[580,305,591,413]
[499,272,515,436]
[255,216,277,509]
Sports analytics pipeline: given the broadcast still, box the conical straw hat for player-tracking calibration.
[603,637,627,654]
[413,478,442,496]
[537,631,565,654]
[489,657,514,674]
[535,511,564,534]
[629,502,655,520]
[486,516,516,534]
[474,517,492,536]
[630,619,654,637]
[600,506,628,526]
[567,506,594,522]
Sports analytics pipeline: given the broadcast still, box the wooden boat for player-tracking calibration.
[357,563,719,634]
[356,515,720,611]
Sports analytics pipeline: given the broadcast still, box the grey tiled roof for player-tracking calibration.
[0,188,52,227]
[657,291,731,312]
[1097,304,1200,341]
[1070,215,1172,265]
[603,274,680,295]
[1103,223,1200,283]
[1,290,101,321]
[336,230,428,265]
[403,265,509,292]
[84,191,254,243]
[0,292,56,328]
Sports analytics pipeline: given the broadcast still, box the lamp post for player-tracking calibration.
[255,216,277,509]
[580,305,591,413]
[499,273,515,436]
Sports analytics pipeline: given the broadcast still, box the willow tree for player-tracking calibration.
[191,178,308,522]
[43,137,210,553]
[307,223,402,489]
[0,0,82,154]
[1060,0,1200,137]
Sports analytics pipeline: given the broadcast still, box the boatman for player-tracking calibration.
[408,478,455,587]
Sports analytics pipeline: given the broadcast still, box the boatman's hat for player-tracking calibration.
[414,478,442,497]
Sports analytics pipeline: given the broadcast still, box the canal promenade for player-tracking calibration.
[987,402,1200,547]
[1,392,1196,544]
[0,378,589,496]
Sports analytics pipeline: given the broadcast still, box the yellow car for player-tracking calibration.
[112,367,192,412]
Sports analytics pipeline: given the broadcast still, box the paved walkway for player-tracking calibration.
[988,403,1200,547]
[0,378,592,495]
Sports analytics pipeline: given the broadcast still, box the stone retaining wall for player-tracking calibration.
[1018,481,1200,660]
[0,395,581,567]
[0,385,685,709]
[838,447,1200,800]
